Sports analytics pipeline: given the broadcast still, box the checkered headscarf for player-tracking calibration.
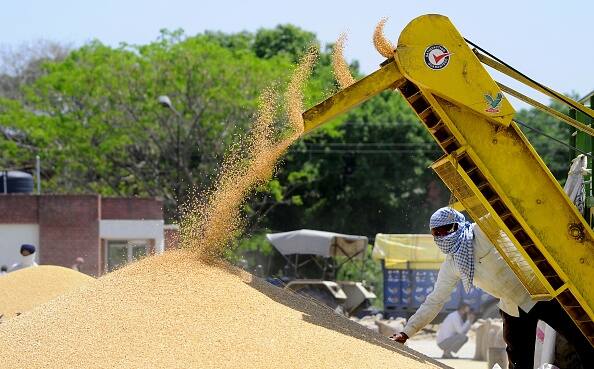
[430,207,476,292]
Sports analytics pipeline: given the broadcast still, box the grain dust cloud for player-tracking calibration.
[332,33,356,89]
[179,46,317,260]
[373,17,396,58]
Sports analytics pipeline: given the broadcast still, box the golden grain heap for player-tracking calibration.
[0,265,94,318]
[0,251,444,368]
[0,49,446,369]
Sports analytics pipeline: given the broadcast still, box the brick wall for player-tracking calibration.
[164,225,179,250]
[38,195,101,276]
[101,197,163,220]
[0,194,38,223]
[0,194,163,277]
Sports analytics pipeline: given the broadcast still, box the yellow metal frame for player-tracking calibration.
[300,14,594,344]
[497,82,594,136]
[303,61,403,134]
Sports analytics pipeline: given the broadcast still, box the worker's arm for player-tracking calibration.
[452,314,472,335]
[401,259,460,338]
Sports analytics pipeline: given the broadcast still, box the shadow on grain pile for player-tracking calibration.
[243,274,444,366]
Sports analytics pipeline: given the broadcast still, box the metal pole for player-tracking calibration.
[36,155,41,194]
[3,170,7,194]
[360,246,366,281]
[177,118,180,215]
[157,95,183,220]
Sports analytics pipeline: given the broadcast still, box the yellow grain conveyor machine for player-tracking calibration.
[301,14,594,346]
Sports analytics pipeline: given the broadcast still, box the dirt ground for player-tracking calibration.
[406,328,489,369]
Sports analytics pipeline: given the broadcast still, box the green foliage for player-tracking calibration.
[0,30,294,219]
[515,100,574,180]
[253,25,318,62]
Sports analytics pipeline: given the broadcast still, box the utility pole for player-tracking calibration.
[157,95,183,220]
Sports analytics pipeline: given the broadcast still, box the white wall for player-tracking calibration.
[0,224,39,268]
[99,220,165,253]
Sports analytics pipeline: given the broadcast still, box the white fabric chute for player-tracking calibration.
[563,154,590,213]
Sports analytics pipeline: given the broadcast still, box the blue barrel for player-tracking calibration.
[0,171,34,193]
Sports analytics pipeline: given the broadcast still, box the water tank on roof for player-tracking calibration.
[0,171,34,194]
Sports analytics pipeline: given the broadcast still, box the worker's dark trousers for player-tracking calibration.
[501,299,594,369]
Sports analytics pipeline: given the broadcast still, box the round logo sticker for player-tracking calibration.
[424,44,451,70]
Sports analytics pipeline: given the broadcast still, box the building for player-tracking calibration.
[0,194,174,276]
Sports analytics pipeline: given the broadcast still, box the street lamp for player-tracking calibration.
[157,95,182,218]
[157,95,174,110]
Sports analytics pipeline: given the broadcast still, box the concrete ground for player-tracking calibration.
[406,329,490,369]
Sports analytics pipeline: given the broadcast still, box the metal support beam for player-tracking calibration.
[498,82,594,137]
[302,61,404,134]
[475,50,594,120]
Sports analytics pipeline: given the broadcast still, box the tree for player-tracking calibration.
[253,24,318,62]
[0,40,70,101]
[0,26,345,222]
[0,31,295,219]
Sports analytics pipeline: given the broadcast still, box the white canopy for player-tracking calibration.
[266,229,368,258]
[563,154,589,213]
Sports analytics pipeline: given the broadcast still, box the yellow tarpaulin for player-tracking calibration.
[372,234,444,270]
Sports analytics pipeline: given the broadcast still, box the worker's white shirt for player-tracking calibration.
[10,255,38,272]
[436,311,471,344]
[403,226,536,338]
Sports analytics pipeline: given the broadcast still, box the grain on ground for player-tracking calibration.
[0,250,446,369]
[0,265,94,318]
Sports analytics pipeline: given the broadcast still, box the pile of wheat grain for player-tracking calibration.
[0,250,444,368]
[0,266,94,318]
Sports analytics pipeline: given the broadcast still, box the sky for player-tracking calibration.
[1,0,593,109]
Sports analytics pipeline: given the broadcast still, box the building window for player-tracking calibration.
[106,240,149,272]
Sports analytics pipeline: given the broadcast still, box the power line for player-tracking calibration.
[513,118,592,159]
[296,119,585,158]
[299,142,437,147]
[288,149,441,154]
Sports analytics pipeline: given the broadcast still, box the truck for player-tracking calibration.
[372,233,498,320]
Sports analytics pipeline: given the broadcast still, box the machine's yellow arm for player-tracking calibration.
[301,14,594,346]
[303,61,404,134]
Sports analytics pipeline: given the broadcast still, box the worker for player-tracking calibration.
[436,303,475,358]
[10,244,38,272]
[71,257,85,272]
[0,265,7,276]
[390,207,594,369]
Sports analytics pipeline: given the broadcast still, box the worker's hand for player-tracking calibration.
[467,312,476,323]
[389,332,408,343]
